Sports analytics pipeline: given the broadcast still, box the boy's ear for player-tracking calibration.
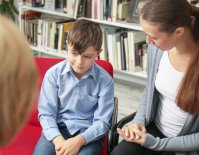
[97,49,102,56]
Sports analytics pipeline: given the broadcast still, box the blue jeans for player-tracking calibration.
[33,123,104,155]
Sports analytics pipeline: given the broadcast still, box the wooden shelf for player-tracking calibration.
[30,46,67,58]
[21,6,74,18]
[80,17,143,31]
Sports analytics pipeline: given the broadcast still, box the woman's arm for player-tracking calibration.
[143,132,199,152]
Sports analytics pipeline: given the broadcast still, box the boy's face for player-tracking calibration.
[68,44,101,79]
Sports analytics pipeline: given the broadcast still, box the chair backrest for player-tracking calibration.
[95,60,113,77]
[35,57,64,86]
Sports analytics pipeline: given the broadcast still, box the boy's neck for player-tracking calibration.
[75,73,83,80]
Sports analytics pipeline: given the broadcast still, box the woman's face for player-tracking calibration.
[140,16,177,51]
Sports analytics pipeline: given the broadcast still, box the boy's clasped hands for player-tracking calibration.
[53,135,85,155]
[117,123,147,145]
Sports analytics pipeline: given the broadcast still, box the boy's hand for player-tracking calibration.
[52,135,65,154]
[57,135,85,155]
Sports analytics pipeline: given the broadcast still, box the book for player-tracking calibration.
[73,0,81,18]
[111,0,118,22]
[86,0,92,18]
[127,30,146,72]
[104,0,112,21]
[64,0,80,18]
[117,1,130,20]
[116,39,121,70]
[100,26,108,60]
[44,0,56,10]
[54,26,59,49]
[124,34,129,71]
[63,21,74,50]
[106,27,119,69]
[77,0,86,17]
[126,0,147,23]
[120,31,127,70]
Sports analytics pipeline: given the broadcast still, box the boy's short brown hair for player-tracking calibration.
[67,19,102,54]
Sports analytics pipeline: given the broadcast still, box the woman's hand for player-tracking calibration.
[117,123,147,145]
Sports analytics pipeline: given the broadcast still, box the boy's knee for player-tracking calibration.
[33,135,55,155]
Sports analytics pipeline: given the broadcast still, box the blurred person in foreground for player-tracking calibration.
[0,15,38,147]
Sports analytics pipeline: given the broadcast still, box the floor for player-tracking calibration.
[114,81,144,123]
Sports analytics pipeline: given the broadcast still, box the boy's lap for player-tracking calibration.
[33,133,104,155]
[33,134,55,155]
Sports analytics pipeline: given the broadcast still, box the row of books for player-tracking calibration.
[19,0,80,18]
[21,11,147,73]
[81,0,131,22]
[21,11,75,54]
[101,27,147,72]
[18,0,144,23]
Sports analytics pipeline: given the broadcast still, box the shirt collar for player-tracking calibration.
[61,61,97,81]
[85,64,96,81]
[61,61,71,75]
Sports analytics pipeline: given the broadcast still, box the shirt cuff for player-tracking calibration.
[142,133,156,148]
[43,128,61,141]
[80,130,94,144]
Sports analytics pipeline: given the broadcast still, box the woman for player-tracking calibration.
[111,0,199,155]
[0,15,38,146]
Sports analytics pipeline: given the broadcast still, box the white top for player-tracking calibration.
[154,51,188,137]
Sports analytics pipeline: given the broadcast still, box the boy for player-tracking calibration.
[33,19,114,155]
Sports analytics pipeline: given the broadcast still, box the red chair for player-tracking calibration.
[0,57,118,155]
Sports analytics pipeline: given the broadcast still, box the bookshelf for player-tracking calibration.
[80,17,143,30]
[18,2,147,86]
[30,45,67,58]
[19,5,75,19]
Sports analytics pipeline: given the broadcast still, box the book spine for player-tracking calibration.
[120,32,126,70]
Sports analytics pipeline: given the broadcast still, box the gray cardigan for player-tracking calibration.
[132,44,199,155]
